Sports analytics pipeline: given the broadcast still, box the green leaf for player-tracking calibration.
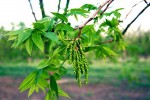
[82,25,96,45]
[74,14,78,21]
[111,18,119,27]
[51,46,65,58]
[38,59,49,69]
[58,86,70,98]
[45,90,52,100]
[38,77,49,87]
[84,45,97,52]
[28,84,36,97]
[11,39,18,48]
[50,75,58,98]
[113,11,121,18]
[58,66,67,76]
[82,25,94,33]
[43,32,59,43]
[44,65,58,72]
[41,70,49,79]
[7,35,17,41]
[52,12,68,22]
[32,32,44,52]
[61,24,73,31]
[70,8,89,13]
[25,37,33,56]
[54,23,65,32]
[38,17,50,23]
[54,23,73,33]
[38,83,46,93]
[17,28,32,46]
[33,22,45,29]
[19,71,37,92]
[102,46,117,56]
[5,30,23,36]
[47,17,55,31]
[67,8,89,17]
[67,12,87,17]
[81,4,97,11]
[53,73,61,80]
[115,8,124,12]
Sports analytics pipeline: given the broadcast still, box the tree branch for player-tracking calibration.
[79,0,113,29]
[74,0,114,40]
[39,0,46,18]
[124,0,143,20]
[143,0,148,4]
[28,0,37,21]
[64,0,70,15]
[57,0,61,12]
[122,2,150,35]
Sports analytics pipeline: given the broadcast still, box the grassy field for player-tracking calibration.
[0,60,150,87]
[0,60,150,100]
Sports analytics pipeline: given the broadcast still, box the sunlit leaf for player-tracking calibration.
[74,14,78,21]
[43,32,59,43]
[58,86,70,98]
[7,35,17,41]
[47,17,55,31]
[102,46,117,56]
[51,46,66,58]
[33,22,45,29]
[52,12,68,22]
[38,77,49,87]
[5,30,23,36]
[17,28,32,46]
[81,4,97,11]
[32,32,44,52]
[28,84,36,97]
[25,37,33,56]
[38,59,49,69]
[67,8,89,17]
[54,23,65,32]
[45,90,52,100]
[19,71,37,92]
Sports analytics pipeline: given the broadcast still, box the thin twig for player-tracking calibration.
[39,0,46,18]
[79,0,113,29]
[28,0,37,21]
[99,0,114,15]
[74,0,114,40]
[124,0,143,20]
[57,0,61,12]
[64,0,70,15]
[143,0,148,4]
[122,3,150,35]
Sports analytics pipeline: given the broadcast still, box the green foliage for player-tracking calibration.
[43,32,59,43]
[4,2,126,100]
[126,31,150,57]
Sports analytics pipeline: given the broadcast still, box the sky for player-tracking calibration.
[0,0,150,31]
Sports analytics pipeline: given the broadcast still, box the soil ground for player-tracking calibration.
[0,77,150,100]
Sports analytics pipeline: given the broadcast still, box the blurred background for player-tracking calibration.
[0,0,150,100]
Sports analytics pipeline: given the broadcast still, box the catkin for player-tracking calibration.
[67,38,88,86]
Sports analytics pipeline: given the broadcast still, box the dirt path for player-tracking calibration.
[0,77,150,100]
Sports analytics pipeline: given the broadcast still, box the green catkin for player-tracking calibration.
[75,50,81,86]
[67,38,88,86]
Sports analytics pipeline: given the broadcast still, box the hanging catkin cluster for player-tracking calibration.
[65,38,88,86]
